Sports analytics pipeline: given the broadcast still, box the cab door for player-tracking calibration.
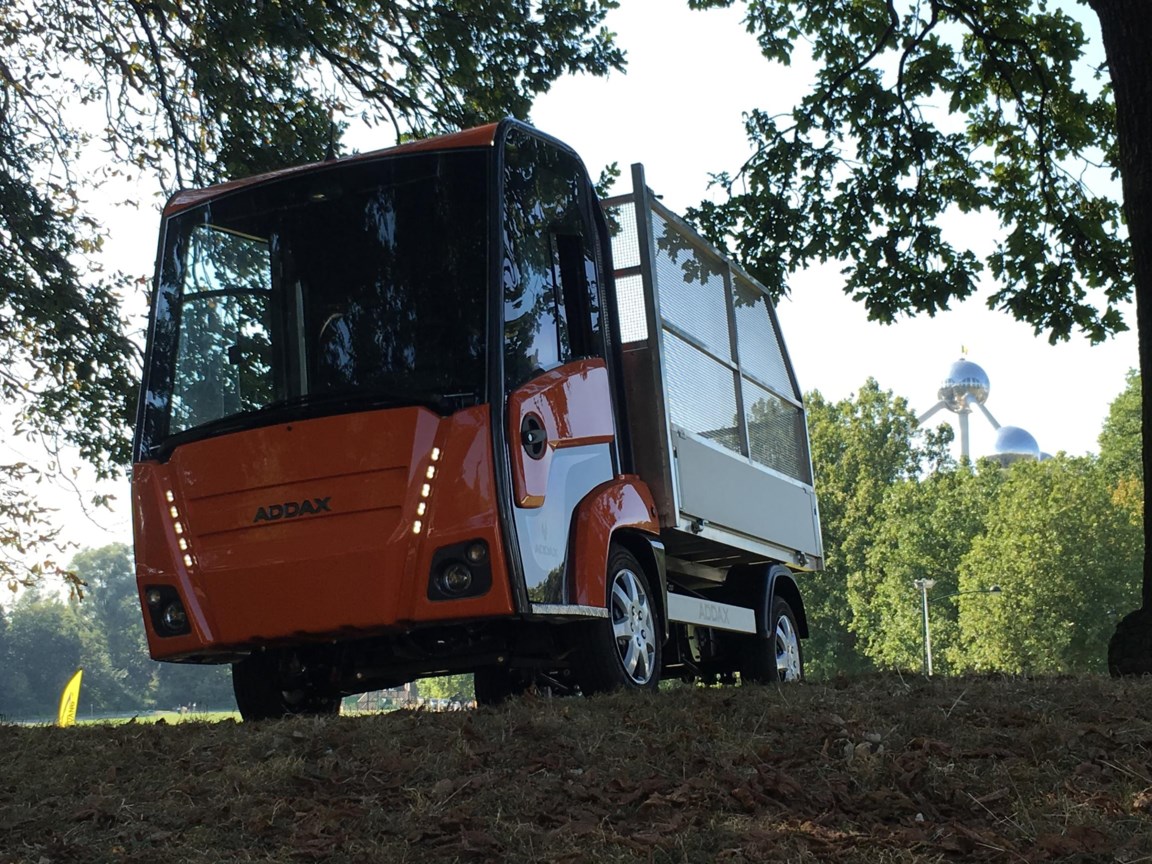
[499,127,618,609]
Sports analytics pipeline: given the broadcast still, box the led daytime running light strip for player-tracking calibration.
[165,488,195,569]
[413,447,442,535]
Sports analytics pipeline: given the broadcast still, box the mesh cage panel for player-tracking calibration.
[733,279,795,398]
[743,378,811,483]
[651,212,731,361]
[664,331,741,454]
[606,202,640,270]
[615,274,648,343]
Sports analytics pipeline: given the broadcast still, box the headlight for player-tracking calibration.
[438,562,474,595]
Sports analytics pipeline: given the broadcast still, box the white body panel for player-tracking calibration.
[666,594,757,634]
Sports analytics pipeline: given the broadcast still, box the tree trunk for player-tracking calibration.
[1090,0,1152,674]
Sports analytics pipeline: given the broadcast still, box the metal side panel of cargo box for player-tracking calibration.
[602,165,824,573]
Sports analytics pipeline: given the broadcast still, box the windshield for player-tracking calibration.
[136,151,489,458]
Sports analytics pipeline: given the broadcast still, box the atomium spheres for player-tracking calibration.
[938,359,990,413]
[993,426,1041,466]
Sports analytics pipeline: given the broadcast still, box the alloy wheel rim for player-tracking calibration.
[775,614,801,681]
[609,568,656,685]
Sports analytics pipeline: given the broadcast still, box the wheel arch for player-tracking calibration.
[566,476,664,633]
[610,530,668,641]
[769,569,809,639]
[724,562,809,640]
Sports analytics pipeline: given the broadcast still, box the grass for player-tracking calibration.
[2,675,1152,862]
[73,710,242,726]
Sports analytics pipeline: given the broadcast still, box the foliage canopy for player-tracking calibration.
[958,456,1141,673]
[853,464,1002,674]
[1099,368,1142,484]
[801,378,951,676]
[688,0,1128,344]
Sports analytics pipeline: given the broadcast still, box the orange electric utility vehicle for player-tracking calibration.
[132,121,823,719]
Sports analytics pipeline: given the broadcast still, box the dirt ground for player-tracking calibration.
[3,675,1152,863]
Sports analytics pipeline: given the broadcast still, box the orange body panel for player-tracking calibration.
[569,477,660,608]
[507,359,616,508]
[133,405,515,660]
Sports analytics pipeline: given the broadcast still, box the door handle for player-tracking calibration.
[520,413,547,460]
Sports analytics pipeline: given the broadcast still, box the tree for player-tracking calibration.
[70,544,156,711]
[1091,3,1152,668]
[1,0,625,589]
[0,587,144,717]
[1099,369,1141,484]
[802,378,950,677]
[685,0,1152,670]
[1099,369,1143,526]
[0,463,77,595]
[0,544,237,717]
[68,543,233,711]
[1,88,128,595]
[958,456,1140,673]
[0,608,14,720]
[1,592,84,718]
[418,674,475,704]
[853,463,1002,673]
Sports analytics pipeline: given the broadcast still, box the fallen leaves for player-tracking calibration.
[2,677,1152,863]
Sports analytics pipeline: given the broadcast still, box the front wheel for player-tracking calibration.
[232,651,341,721]
[741,596,803,683]
[577,545,662,695]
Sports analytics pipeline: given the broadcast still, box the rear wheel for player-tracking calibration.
[232,651,341,721]
[577,545,661,695]
[741,596,803,683]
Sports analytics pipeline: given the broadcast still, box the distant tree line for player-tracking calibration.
[804,371,1143,679]
[0,545,232,720]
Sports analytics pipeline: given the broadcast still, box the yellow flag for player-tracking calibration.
[56,669,83,728]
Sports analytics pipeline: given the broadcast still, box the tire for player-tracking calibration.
[232,651,341,721]
[577,544,662,694]
[741,596,803,684]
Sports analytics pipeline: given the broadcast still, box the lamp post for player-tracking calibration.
[913,579,936,675]
[913,582,1002,676]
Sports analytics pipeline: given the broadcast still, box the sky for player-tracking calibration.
[19,0,1140,559]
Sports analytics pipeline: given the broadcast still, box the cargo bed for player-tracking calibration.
[604,166,824,577]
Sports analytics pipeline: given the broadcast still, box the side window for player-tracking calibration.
[554,232,600,359]
[170,227,274,433]
[503,132,602,390]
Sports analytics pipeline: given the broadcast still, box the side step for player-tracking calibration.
[666,594,756,634]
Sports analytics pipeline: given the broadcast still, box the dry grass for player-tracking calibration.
[3,675,1152,863]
